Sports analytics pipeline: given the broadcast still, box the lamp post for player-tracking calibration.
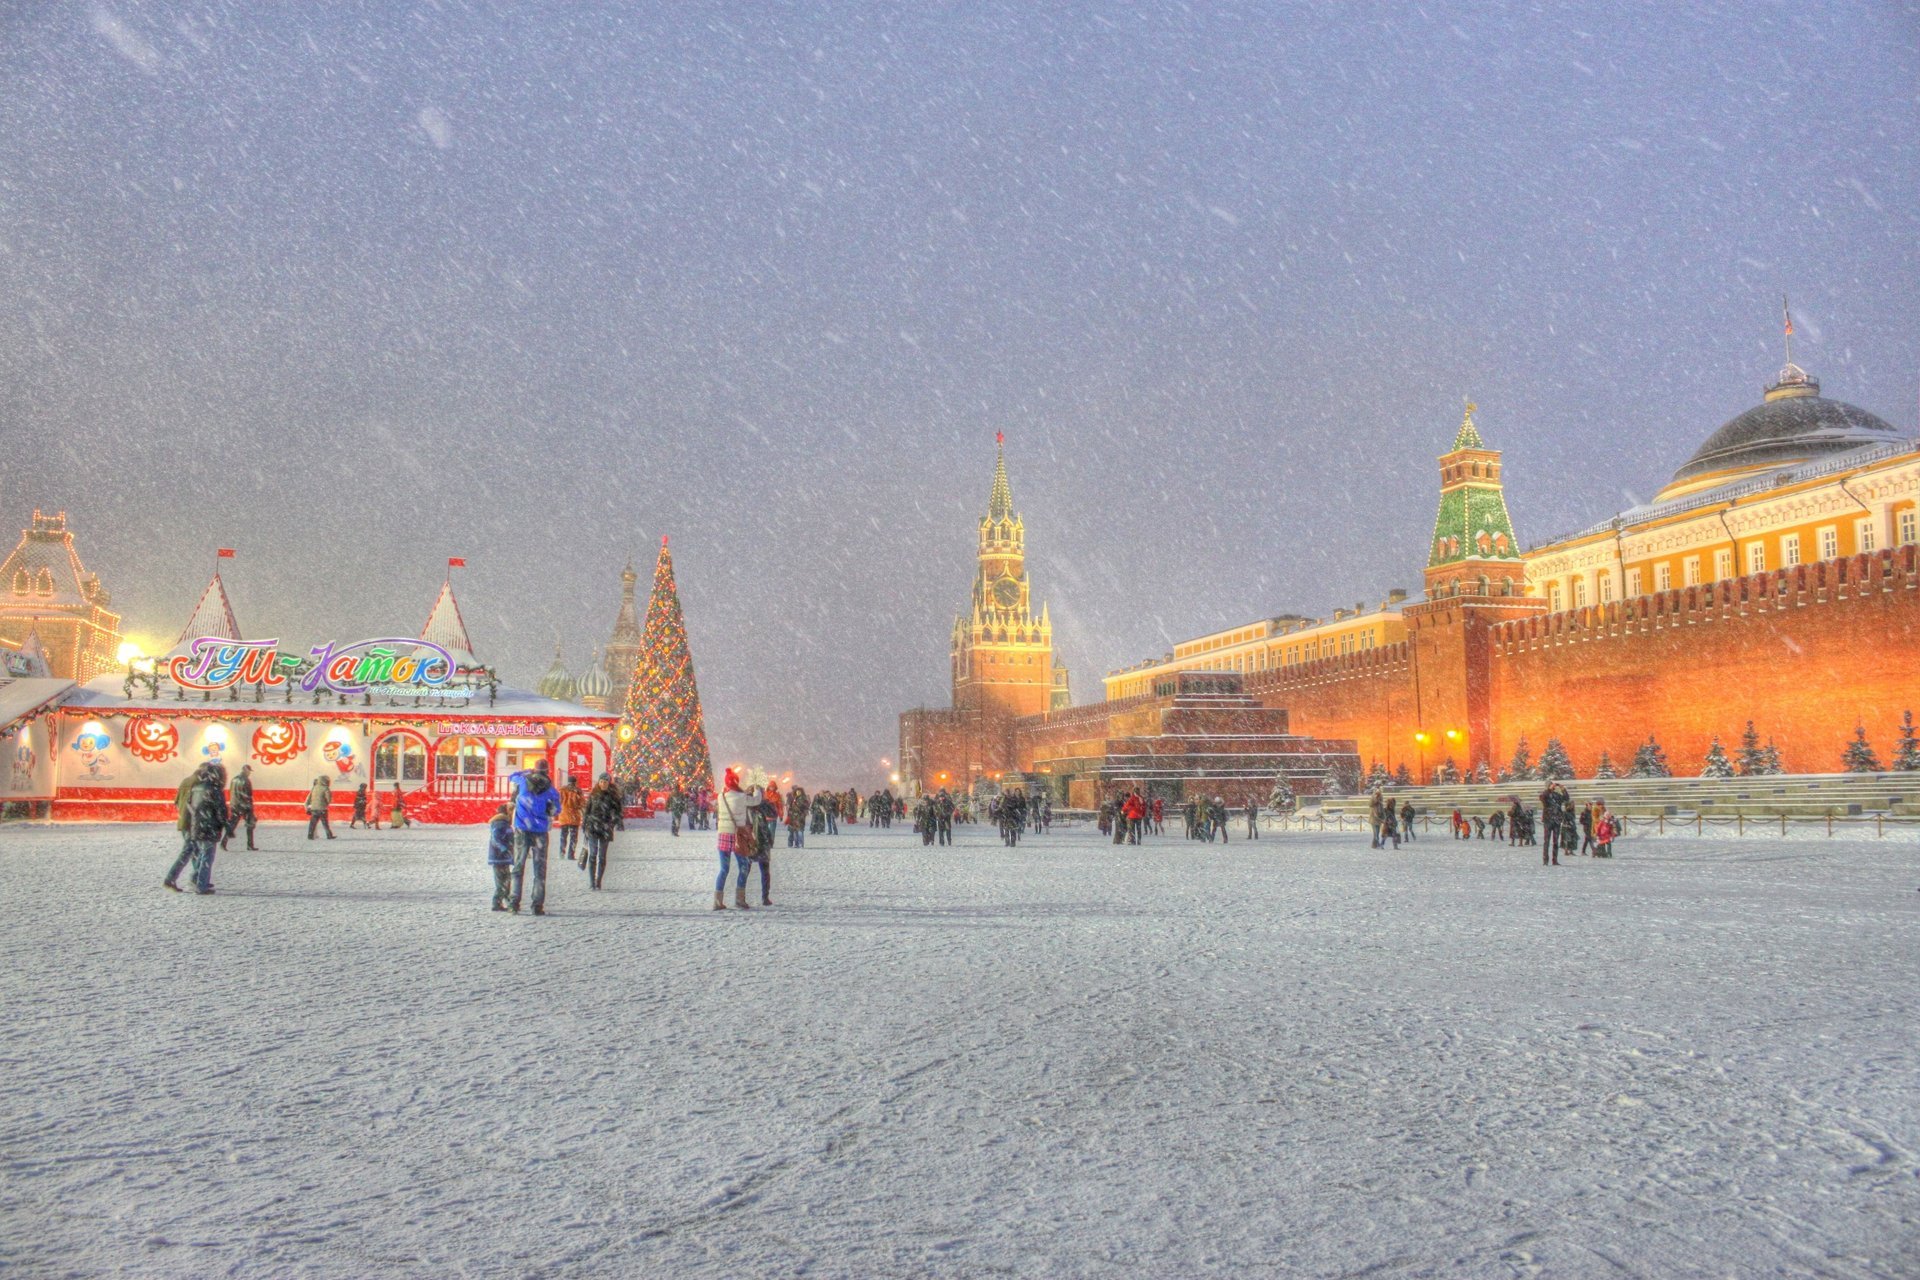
[1444,728,1463,779]
[1413,731,1431,786]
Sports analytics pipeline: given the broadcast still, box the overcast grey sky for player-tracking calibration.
[3,2,1916,785]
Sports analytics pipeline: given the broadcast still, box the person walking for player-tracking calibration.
[1579,802,1597,855]
[935,789,955,846]
[223,763,257,851]
[1368,789,1386,849]
[555,775,586,866]
[787,785,809,849]
[166,759,221,890]
[306,775,336,840]
[389,783,409,828]
[485,803,513,910]
[1400,799,1416,844]
[582,773,623,890]
[1151,796,1165,835]
[508,758,561,914]
[668,786,687,837]
[715,768,754,910]
[184,762,228,894]
[350,782,370,829]
[1246,798,1260,840]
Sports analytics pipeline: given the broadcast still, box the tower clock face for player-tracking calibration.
[993,576,1021,608]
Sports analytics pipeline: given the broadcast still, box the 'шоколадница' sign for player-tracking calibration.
[167,638,457,695]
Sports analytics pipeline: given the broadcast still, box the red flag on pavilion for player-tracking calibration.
[1783,298,1793,339]
[448,557,466,568]
[217,548,235,558]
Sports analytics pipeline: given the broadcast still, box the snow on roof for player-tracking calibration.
[0,510,97,612]
[168,571,243,657]
[420,580,476,659]
[0,677,77,732]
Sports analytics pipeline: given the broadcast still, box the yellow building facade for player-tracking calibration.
[1526,360,1917,609]
[1103,596,1409,701]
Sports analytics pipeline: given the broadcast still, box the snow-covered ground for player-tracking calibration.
[2,819,1915,1278]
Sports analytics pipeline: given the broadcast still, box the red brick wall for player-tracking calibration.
[1488,548,1920,776]
[1245,647,1420,775]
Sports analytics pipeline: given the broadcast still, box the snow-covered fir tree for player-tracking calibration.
[1893,711,1920,772]
[1472,760,1493,784]
[1700,736,1734,779]
[1761,739,1785,775]
[1392,763,1413,788]
[1629,735,1672,778]
[1736,720,1768,777]
[1592,750,1618,780]
[1321,765,1347,797]
[1268,778,1297,813]
[1841,725,1883,774]
[1538,738,1575,781]
[1506,736,1534,783]
[1364,761,1392,792]
[1435,757,1459,785]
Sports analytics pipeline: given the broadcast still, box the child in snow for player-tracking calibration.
[486,804,513,911]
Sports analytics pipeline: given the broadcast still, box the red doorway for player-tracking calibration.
[565,738,594,789]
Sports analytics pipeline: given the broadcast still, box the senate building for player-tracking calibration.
[900,338,1920,806]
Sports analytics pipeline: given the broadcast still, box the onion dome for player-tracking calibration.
[576,646,613,709]
[1659,364,1907,500]
[536,644,577,702]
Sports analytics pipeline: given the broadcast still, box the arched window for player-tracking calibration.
[374,732,428,784]
[34,569,53,595]
[435,736,488,779]
[10,569,25,595]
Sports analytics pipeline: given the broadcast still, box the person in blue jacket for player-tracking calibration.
[485,803,513,911]
[508,759,562,915]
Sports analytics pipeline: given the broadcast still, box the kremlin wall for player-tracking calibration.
[901,348,1920,804]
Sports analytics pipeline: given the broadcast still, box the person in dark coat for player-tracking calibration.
[350,783,370,829]
[1399,799,1416,843]
[485,804,514,910]
[582,773,624,890]
[181,762,229,894]
[223,764,257,850]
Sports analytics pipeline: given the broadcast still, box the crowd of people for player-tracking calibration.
[160,755,1626,910]
[1371,781,1620,862]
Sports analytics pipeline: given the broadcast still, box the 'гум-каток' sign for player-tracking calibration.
[168,638,456,696]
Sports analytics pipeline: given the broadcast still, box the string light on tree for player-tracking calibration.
[612,536,715,794]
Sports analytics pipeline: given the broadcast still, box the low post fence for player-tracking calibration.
[1268,810,1920,840]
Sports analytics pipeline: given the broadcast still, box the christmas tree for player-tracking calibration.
[1538,738,1576,781]
[1364,760,1392,792]
[1893,712,1920,772]
[1761,739,1785,775]
[613,538,715,793]
[1700,736,1734,779]
[1506,736,1535,783]
[1392,763,1413,788]
[1736,720,1768,777]
[1471,760,1493,785]
[1592,750,1618,780]
[1841,725,1883,774]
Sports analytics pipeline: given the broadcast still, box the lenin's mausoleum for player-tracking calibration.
[902,348,1920,806]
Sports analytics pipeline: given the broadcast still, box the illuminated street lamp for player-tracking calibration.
[1413,730,1432,785]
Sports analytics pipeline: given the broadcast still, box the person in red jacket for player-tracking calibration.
[1151,796,1165,835]
[1122,791,1147,844]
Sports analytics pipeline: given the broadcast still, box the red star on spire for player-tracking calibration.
[995,431,1004,446]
